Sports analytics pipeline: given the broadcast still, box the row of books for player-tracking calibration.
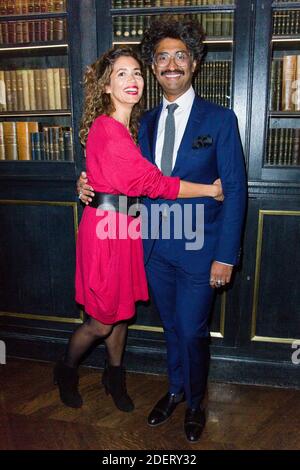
[0,18,66,44]
[0,121,73,161]
[0,0,66,15]
[0,67,70,112]
[113,13,233,40]
[269,56,300,112]
[195,60,231,107]
[273,10,300,36]
[266,128,300,166]
[112,0,235,7]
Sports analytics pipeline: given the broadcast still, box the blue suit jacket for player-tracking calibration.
[138,95,247,270]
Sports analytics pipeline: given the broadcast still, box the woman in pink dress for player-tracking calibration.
[54,47,223,412]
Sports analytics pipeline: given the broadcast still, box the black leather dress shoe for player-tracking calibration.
[184,406,206,443]
[147,392,184,427]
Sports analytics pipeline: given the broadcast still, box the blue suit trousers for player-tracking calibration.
[145,240,214,408]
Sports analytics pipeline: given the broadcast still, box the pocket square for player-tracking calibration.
[192,135,213,149]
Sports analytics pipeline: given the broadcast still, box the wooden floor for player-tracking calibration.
[0,358,299,450]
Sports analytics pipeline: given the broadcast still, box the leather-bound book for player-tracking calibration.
[282,55,296,111]
[22,21,29,43]
[63,129,73,161]
[54,1,66,12]
[1,23,9,45]
[6,0,16,15]
[28,69,36,110]
[28,0,35,14]
[16,69,25,110]
[59,68,67,109]
[34,19,41,42]
[3,121,18,160]
[47,68,56,109]
[65,68,70,108]
[43,126,50,160]
[33,69,42,110]
[7,21,16,44]
[16,21,23,44]
[4,71,12,111]
[48,18,54,41]
[16,120,25,162]
[53,68,61,109]
[10,70,18,111]
[40,0,48,13]
[0,123,5,160]
[21,0,27,14]
[47,0,54,12]
[15,0,23,14]
[48,126,55,160]
[295,55,300,111]
[41,19,48,41]
[48,126,60,160]
[54,18,64,41]
[22,69,30,111]
[34,0,41,13]
[292,128,300,166]
[16,121,38,160]
[31,132,45,160]
[0,70,7,111]
[40,68,49,109]
[28,21,34,42]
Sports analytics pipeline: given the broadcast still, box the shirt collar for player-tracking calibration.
[162,86,195,112]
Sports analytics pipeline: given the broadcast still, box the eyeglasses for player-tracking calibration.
[153,51,193,68]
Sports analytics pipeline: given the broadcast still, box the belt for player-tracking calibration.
[89,191,141,217]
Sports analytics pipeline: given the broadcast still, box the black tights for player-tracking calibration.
[64,317,128,368]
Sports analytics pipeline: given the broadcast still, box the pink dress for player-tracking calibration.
[75,115,180,324]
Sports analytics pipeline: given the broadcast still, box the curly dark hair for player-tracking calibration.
[79,47,144,146]
[140,18,206,67]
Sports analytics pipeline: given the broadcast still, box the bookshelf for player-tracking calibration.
[0,0,76,164]
[267,4,300,168]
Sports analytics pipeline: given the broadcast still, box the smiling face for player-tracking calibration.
[105,55,144,109]
[151,37,197,101]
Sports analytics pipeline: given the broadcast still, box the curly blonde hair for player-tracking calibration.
[79,47,144,147]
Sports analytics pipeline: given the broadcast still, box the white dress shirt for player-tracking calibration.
[155,86,195,172]
[155,86,232,268]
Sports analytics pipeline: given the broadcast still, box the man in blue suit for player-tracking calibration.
[78,19,247,442]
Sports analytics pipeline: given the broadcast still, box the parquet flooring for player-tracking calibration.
[0,358,299,450]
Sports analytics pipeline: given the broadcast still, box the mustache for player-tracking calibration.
[160,69,184,76]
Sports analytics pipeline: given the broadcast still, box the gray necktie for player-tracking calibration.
[161,103,178,176]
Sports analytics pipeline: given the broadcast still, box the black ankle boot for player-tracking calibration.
[53,360,83,408]
[101,363,134,412]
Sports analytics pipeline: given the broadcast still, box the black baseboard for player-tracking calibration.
[1,330,300,389]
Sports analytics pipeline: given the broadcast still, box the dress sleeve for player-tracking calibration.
[91,117,180,200]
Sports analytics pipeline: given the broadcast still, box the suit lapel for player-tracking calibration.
[172,96,207,175]
[140,104,162,164]
[149,104,162,164]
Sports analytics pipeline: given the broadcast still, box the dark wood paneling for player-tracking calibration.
[255,211,300,340]
[0,202,79,319]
